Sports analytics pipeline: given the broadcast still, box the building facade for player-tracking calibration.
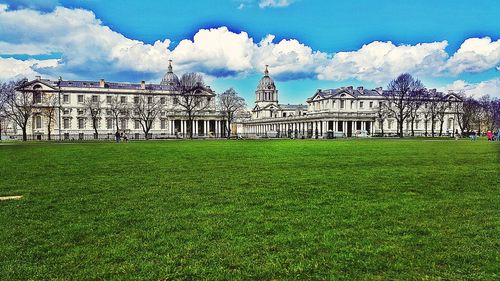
[238,67,462,138]
[7,62,228,140]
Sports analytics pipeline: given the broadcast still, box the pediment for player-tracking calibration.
[17,80,56,91]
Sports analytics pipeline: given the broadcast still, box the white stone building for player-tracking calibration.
[238,67,462,138]
[8,62,228,140]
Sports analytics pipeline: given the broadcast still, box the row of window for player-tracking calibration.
[68,94,178,105]
[313,99,380,110]
[59,118,168,130]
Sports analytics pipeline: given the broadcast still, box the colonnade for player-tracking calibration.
[244,120,375,138]
[169,119,226,138]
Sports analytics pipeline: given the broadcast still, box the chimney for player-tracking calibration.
[99,79,105,88]
[35,76,41,80]
[375,87,383,94]
[347,86,353,90]
[357,86,364,93]
[140,80,146,90]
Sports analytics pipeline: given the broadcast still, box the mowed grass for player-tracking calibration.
[0,139,499,280]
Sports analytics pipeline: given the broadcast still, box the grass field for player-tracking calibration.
[0,139,499,280]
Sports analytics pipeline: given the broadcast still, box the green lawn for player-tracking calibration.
[0,139,499,280]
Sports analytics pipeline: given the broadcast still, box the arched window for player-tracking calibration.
[35,115,42,129]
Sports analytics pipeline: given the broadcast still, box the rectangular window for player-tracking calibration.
[340,100,345,109]
[120,119,127,129]
[369,102,373,108]
[351,101,354,109]
[77,95,84,103]
[63,109,70,115]
[161,119,166,129]
[34,93,42,104]
[106,96,112,103]
[106,118,113,129]
[135,120,140,129]
[92,95,98,103]
[359,102,364,108]
[173,97,179,105]
[106,110,112,116]
[78,109,84,115]
[120,96,126,103]
[148,97,153,104]
[134,96,139,104]
[160,111,166,117]
[160,97,165,104]
[78,118,85,129]
[379,102,383,108]
[63,94,69,103]
[63,118,70,129]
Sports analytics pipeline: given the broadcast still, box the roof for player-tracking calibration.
[279,104,307,110]
[21,78,213,93]
[315,87,385,99]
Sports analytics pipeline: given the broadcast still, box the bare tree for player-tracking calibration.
[177,73,213,139]
[478,95,496,131]
[375,102,389,136]
[83,96,103,138]
[108,94,130,133]
[407,90,425,136]
[424,90,447,137]
[132,89,164,140]
[450,93,469,136]
[1,78,33,141]
[40,93,59,140]
[218,88,246,138]
[384,73,425,138]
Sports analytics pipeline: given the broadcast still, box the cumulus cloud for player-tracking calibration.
[318,41,449,83]
[0,4,499,86]
[259,0,293,8]
[0,0,59,12]
[445,37,500,75]
[0,57,58,80]
[440,78,500,99]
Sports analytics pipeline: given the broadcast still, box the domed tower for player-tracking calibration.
[255,65,278,108]
[160,60,180,88]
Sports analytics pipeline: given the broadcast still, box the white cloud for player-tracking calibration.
[259,0,293,8]
[439,78,500,99]
[445,37,500,75]
[318,41,449,83]
[0,0,59,12]
[0,4,498,87]
[0,57,58,80]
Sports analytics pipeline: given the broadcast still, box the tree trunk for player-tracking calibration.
[48,122,52,141]
[227,119,231,139]
[411,118,415,136]
[431,120,435,137]
[22,127,27,141]
[439,120,444,136]
[399,120,404,138]
[115,117,120,132]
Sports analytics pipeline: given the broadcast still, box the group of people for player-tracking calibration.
[115,131,128,143]
[487,130,500,141]
[469,129,500,141]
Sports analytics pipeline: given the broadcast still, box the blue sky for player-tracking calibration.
[0,0,499,103]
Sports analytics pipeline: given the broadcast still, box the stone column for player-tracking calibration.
[193,119,198,137]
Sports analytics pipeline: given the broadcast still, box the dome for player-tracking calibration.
[257,65,275,91]
[160,60,179,87]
